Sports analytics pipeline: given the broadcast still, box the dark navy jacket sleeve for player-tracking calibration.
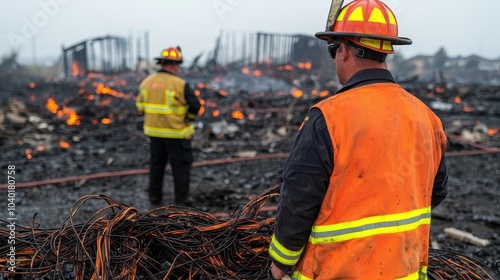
[274,108,334,252]
[184,83,201,116]
[431,156,448,208]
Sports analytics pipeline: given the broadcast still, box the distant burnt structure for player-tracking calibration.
[62,33,150,78]
[207,31,329,69]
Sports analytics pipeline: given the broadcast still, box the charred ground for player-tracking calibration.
[0,63,499,274]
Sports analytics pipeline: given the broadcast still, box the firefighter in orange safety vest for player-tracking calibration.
[136,46,201,206]
[268,0,448,279]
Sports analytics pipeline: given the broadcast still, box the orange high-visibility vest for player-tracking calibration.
[136,72,194,139]
[292,83,447,280]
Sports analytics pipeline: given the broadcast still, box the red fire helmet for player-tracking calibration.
[315,0,412,54]
[155,47,183,64]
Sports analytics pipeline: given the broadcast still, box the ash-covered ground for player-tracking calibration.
[1,66,499,274]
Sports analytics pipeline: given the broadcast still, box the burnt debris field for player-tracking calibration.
[0,60,499,279]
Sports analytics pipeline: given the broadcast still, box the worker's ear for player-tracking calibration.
[340,43,351,62]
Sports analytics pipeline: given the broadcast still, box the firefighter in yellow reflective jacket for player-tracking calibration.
[136,46,201,206]
[268,1,448,279]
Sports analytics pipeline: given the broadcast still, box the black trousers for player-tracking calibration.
[148,137,193,203]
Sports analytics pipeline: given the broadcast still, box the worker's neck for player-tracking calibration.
[160,64,179,75]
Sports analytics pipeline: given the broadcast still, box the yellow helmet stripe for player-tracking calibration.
[347,6,364,21]
[368,7,387,24]
[387,9,397,25]
[337,6,348,21]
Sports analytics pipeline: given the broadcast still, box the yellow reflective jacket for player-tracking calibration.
[271,83,447,280]
[136,72,195,139]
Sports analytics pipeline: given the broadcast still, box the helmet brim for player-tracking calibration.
[154,58,183,64]
[315,31,412,45]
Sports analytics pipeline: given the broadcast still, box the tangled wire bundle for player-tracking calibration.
[1,184,499,280]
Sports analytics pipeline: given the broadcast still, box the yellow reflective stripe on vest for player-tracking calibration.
[291,271,312,280]
[269,234,304,266]
[396,265,428,280]
[143,125,194,138]
[136,89,188,115]
[310,207,431,244]
[291,263,428,280]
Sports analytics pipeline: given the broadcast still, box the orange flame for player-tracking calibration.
[488,128,499,136]
[47,98,81,125]
[242,67,250,75]
[101,118,112,125]
[72,61,80,77]
[291,88,303,98]
[454,96,462,104]
[212,110,220,117]
[95,83,133,99]
[319,90,330,98]
[278,65,294,71]
[25,149,32,160]
[198,106,205,116]
[297,61,312,70]
[64,108,81,125]
[197,82,206,88]
[59,140,70,149]
[231,110,244,120]
[46,98,59,113]
[219,90,229,97]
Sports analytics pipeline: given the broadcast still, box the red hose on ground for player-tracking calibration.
[2,133,500,190]
[0,153,289,189]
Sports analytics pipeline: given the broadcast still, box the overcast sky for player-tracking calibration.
[1,0,499,66]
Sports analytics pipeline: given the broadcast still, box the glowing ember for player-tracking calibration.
[434,86,445,94]
[101,118,112,125]
[212,110,220,117]
[291,88,303,98]
[25,149,32,160]
[59,140,71,149]
[463,105,474,113]
[29,82,36,89]
[297,61,312,70]
[252,70,262,77]
[278,65,294,71]
[488,128,498,136]
[198,106,205,116]
[454,96,462,104]
[241,67,250,75]
[231,110,244,120]
[319,90,330,98]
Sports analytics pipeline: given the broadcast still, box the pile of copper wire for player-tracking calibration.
[428,249,500,280]
[0,185,279,280]
[1,184,499,280]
